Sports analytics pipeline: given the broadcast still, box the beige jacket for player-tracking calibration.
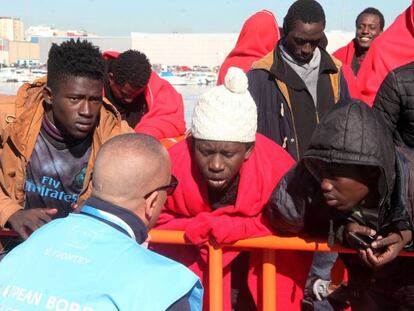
[0,76,131,227]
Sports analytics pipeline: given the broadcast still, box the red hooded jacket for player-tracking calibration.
[217,10,280,85]
[333,40,362,99]
[103,51,186,139]
[357,2,414,106]
[152,134,311,310]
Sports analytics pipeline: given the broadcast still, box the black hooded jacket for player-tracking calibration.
[374,61,414,148]
[266,100,413,245]
[247,43,350,161]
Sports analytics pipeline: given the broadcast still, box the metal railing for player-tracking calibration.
[2,228,413,311]
[148,229,414,311]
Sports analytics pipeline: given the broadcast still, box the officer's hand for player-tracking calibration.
[7,208,58,240]
[359,230,412,269]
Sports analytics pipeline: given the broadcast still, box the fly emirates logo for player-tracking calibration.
[25,176,78,203]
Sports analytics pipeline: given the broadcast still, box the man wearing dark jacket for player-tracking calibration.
[266,100,414,310]
[247,0,349,161]
[247,1,350,308]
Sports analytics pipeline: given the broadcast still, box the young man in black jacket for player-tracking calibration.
[247,0,349,161]
[247,1,350,308]
[266,100,414,310]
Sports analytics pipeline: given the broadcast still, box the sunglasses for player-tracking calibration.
[143,175,178,199]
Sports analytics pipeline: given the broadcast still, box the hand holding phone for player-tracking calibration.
[347,231,375,250]
[344,222,376,250]
[361,231,412,269]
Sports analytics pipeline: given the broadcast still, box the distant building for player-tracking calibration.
[0,17,24,41]
[132,33,238,68]
[130,31,354,68]
[8,41,39,66]
[38,37,132,64]
[325,31,354,54]
[0,39,9,65]
[54,29,88,37]
[33,32,353,68]
[26,25,56,41]
[26,25,98,43]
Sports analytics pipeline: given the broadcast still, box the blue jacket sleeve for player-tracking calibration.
[167,294,191,311]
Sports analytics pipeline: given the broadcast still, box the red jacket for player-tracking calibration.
[333,40,362,99]
[153,134,311,310]
[217,10,280,85]
[357,1,414,106]
[103,51,186,139]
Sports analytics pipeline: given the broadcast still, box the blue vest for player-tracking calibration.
[0,205,203,310]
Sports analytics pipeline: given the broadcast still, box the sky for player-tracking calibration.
[2,0,412,36]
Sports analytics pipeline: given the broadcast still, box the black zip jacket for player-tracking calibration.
[247,42,350,161]
[266,100,412,238]
[266,100,413,279]
[374,60,414,148]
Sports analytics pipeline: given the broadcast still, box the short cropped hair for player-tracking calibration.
[283,0,326,35]
[47,39,105,90]
[108,50,152,88]
[356,7,385,30]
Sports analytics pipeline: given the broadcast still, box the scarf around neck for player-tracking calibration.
[280,41,321,106]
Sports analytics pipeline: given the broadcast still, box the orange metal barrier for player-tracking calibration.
[148,229,414,311]
[2,228,414,311]
[262,249,276,311]
[208,244,223,311]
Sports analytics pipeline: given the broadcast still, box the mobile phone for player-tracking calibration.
[347,232,375,250]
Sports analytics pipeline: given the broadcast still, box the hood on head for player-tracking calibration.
[304,99,395,202]
[231,10,280,59]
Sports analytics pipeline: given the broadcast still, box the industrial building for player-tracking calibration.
[0,31,354,68]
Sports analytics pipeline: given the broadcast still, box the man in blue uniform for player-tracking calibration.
[0,133,203,311]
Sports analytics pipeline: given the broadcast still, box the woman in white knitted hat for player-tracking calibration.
[152,67,311,310]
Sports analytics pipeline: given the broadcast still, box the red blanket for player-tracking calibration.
[217,10,280,85]
[356,2,414,106]
[103,51,186,139]
[153,134,311,310]
[333,40,355,66]
[333,40,362,100]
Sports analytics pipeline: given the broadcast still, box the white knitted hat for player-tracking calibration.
[191,67,257,142]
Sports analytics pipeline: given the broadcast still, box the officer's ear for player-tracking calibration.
[143,190,164,229]
[144,191,157,220]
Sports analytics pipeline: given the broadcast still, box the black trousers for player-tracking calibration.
[344,255,414,311]
[231,251,257,311]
